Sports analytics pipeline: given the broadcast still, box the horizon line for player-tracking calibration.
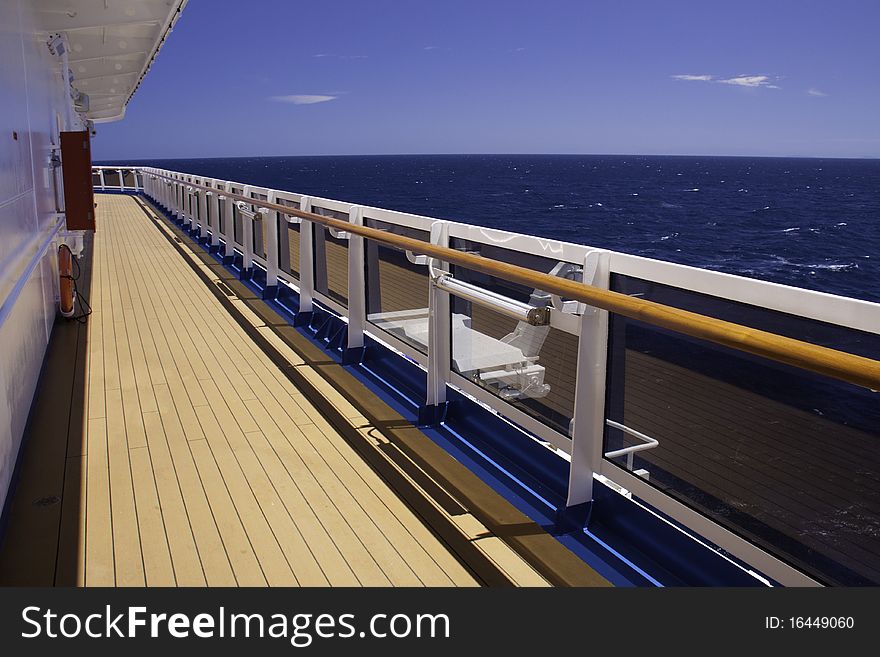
[94,151,880,162]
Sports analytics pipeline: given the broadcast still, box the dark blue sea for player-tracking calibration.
[116,155,880,303]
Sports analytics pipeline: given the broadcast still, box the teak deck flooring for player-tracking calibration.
[1,194,503,587]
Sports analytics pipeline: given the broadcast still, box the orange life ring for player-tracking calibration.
[59,244,75,318]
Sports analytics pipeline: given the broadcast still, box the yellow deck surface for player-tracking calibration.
[67,194,483,586]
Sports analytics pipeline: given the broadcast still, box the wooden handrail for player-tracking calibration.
[147,170,880,391]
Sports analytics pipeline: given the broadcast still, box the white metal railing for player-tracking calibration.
[92,165,144,192]
[95,165,880,587]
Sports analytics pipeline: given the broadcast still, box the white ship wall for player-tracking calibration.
[0,0,80,516]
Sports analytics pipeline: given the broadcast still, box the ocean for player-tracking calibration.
[114,154,880,304]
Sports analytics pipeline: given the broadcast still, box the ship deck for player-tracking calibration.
[0,194,589,587]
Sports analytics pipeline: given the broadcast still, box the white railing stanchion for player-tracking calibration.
[222,182,235,262]
[566,249,611,508]
[173,175,181,220]
[297,196,315,318]
[117,168,124,192]
[345,205,365,361]
[241,186,254,273]
[186,185,196,231]
[198,182,209,241]
[209,187,220,250]
[424,221,451,423]
[99,168,105,190]
[264,190,280,294]
[178,176,185,220]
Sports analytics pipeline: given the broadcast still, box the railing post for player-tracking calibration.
[344,205,365,364]
[186,185,196,233]
[208,188,220,252]
[118,168,124,192]
[180,178,186,221]
[565,249,611,516]
[198,182,209,242]
[241,186,254,277]
[263,190,280,299]
[222,182,235,264]
[98,168,105,190]
[295,196,314,325]
[422,221,451,425]
[173,176,182,221]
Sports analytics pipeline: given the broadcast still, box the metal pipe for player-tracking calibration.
[604,420,660,460]
[433,274,550,326]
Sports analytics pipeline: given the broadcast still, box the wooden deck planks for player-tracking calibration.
[73,194,480,587]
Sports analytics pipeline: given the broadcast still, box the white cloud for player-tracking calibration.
[313,53,367,60]
[807,88,828,97]
[423,46,439,50]
[268,94,338,105]
[672,74,715,82]
[672,73,780,89]
[718,75,777,88]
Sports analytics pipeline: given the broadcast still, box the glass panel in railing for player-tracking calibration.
[91,171,101,187]
[447,238,581,436]
[363,219,431,354]
[103,169,122,188]
[217,196,227,236]
[275,198,299,277]
[122,169,136,187]
[312,206,349,306]
[603,273,880,585]
[229,185,244,245]
[251,192,268,259]
[212,184,225,235]
[285,222,301,278]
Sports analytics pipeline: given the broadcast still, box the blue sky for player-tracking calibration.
[93,0,880,160]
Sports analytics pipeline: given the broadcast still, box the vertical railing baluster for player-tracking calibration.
[241,185,254,275]
[99,168,105,190]
[173,176,182,220]
[424,221,451,423]
[566,249,611,509]
[264,190,280,298]
[209,187,220,251]
[198,182,209,242]
[222,182,235,263]
[297,196,314,321]
[186,184,196,232]
[345,205,365,363]
[118,168,124,192]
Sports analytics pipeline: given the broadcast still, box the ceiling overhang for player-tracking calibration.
[33,0,188,123]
